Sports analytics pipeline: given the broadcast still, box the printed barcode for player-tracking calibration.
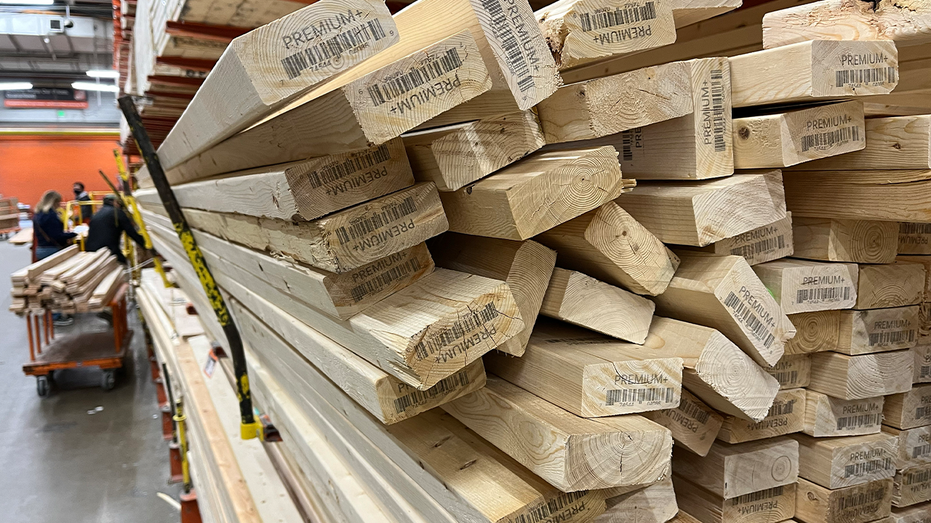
[724,292,776,348]
[836,413,881,430]
[917,406,931,419]
[281,19,386,80]
[901,223,931,235]
[868,329,915,346]
[837,486,887,509]
[768,400,795,416]
[730,486,784,506]
[413,302,500,360]
[579,2,657,32]
[844,458,893,478]
[367,48,462,106]
[921,365,931,379]
[678,397,711,424]
[835,67,896,87]
[771,370,798,386]
[349,257,421,302]
[796,286,851,304]
[393,370,470,414]
[913,443,931,459]
[711,69,726,153]
[904,469,931,485]
[306,144,391,189]
[512,491,589,523]
[605,387,674,406]
[334,196,417,245]
[801,125,860,152]
[621,130,634,161]
[730,235,786,258]
[480,0,534,92]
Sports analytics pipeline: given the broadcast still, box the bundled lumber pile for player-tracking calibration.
[0,197,19,230]
[125,0,931,520]
[9,246,126,314]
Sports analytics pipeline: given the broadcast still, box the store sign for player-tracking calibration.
[3,88,89,109]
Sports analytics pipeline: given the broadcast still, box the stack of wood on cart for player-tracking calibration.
[127,0,931,521]
[0,197,19,231]
[9,245,126,314]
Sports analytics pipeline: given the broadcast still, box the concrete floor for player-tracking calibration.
[0,240,181,522]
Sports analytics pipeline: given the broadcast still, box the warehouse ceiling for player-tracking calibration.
[0,1,113,84]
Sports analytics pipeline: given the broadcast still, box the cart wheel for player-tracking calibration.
[101,370,116,391]
[37,376,50,398]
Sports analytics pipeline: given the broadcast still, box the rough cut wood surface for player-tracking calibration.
[753,259,858,315]
[795,477,894,523]
[673,476,796,523]
[792,217,899,264]
[792,432,898,489]
[718,388,807,444]
[799,115,931,171]
[803,390,885,438]
[645,388,724,457]
[808,350,914,400]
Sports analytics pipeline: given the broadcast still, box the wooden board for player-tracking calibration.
[485,319,684,418]
[797,115,931,171]
[21,244,79,283]
[644,388,724,457]
[855,262,926,310]
[792,432,898,489]
[808,350,914,400]
[403,110,545,192]
[803,390,885,438]
[672,438,799,500]
[733,101,866,169]
[673,477,797,523]
[884,384,931,430]
[764,354,811,390]
[752,259,858,314]
[792,217,899,264]
[617,171,787,247]
[729,40,898,108]
[883,425,931,470]
[795,477,894,523]
[914,342,931,384]
[899,224,931,256]
[894,463,931,507]
[540,268,655,343]
[717,388,807,444]
[653,252,794,367]
[835,307,921,355]
[689,213,794,266]
[889,501,931,523]
[535,201,680,296]
[783,169,931,222]
[597,478,679,523]
[439,146,634,240]
[428,233,556,356]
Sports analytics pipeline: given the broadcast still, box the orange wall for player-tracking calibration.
[0,134,121,210]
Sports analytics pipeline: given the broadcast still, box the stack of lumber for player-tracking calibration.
[9,246,126,314]
[125,0,931,521]
[0,197,19,230]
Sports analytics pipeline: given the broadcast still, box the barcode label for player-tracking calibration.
[306,144,391,189]
[836,413,881,430]
[797,286,851,303]
[679,397,711,424]
[621,130,634,161]
[844,458,893,478]
[512,491,589,523]
[605,387,674,406]
[334,196,417,245]
[579,2,657,32]
[917,406,931,419]
[413,303,499,360]
[771,370,798,386]
[393,370,470,414]
[730,235,786,258]
[480,0,534,92]
[367,48,462,106]
[837,486,887,510]
[913,443,931,459]
[349,257,421,302]
[724,291,776,348]
[903,469,931,485]
[711,69,727,153]
[730,486,784,506]
[801,125,860,152]
[281,19,386,80]
[835,67,896,87]
[768,400,796,416]
[868,329,915,346]
[901,223,931,235]
[921,365,931,379]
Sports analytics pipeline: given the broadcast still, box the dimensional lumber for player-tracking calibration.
[855,262,926,310]
[596,478,679,523]
[535,0,677,69]
[733,101,866,169]
[883,384,931,430]
[694,213,795,266]
[835,307,921,355]
[443,376,673,492]
[799,115,931,171]
[428,233,556,356]
[535,201,680,296]
[148,182,449,273]
[792,432,898,489]
[803,391,885,438]
[672,437,800,500]
[21,245,79,283]
[765,354,812,390]
[808,350,914,400]
[894,258,931,304]
[165,30,495,183]
[883,425,931,470]
[155,0,400,172]
[536,61,693,143]
[138,139,416,222]
[729,40,898,108]
[795,477,894,523]
[652,252,794,367]
[894,463,931,507]
[232,299,486,425]
[717,388,807,444]
[900,223,931,255]
[617,171,787,247]
[783,169,931,222]
[439,146,634,240]
[673,477,797,523]
[540,268,655,343]
[752,259,858,314]
[889,502,931,523]
[915,343,931,383]
[761,0,931,49]
[484,320,683,417]
[791,217,899,264]
[644,388,724,457]
[402,110,545,192]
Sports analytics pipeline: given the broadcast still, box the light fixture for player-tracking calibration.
[72,81,119,93]
[0,82,33,90]
[85,70,120,79]
[0,1,55,4]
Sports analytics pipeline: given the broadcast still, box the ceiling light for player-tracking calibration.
[85,70,120,79]
[72,82,119,93]
[0,82,33,90]
[0,1,55,4]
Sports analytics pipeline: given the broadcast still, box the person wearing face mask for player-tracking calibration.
[73,181,93,224]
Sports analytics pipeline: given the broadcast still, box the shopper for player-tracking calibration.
[85,194,148,264]
[73,182,93,223]
[33,190,78,326]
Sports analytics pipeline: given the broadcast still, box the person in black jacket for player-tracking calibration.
[72,182,93,223]
[85,194,148,264]
[34,190,77,261]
